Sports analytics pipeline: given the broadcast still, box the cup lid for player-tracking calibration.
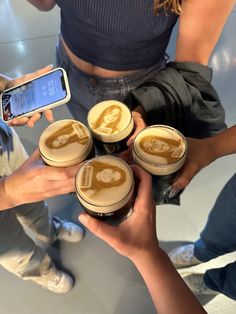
[76,155,134,209]
[39,119,92,164]
[87,100,133,142]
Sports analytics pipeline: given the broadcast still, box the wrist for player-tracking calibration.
[207,135,223,162]
[130,243,164,266]
[2,176,19,209]
[0,177,17,210]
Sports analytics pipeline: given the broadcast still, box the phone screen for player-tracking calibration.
[2,69,67,121]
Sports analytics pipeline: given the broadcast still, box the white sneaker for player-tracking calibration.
[181,271,218,295]
[29,265,74,293]
[53,216,84,243]
[168,244,202,268]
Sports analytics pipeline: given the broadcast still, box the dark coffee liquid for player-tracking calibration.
[93,130,133,155]
[80,192,135,225]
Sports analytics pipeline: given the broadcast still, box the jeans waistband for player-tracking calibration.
[56,38,167,88]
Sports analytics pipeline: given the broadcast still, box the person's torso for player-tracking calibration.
[55,0,178,71]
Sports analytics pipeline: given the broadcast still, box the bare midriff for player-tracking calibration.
[61,37,139,78]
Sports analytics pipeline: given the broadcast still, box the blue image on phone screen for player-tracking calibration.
[2,69,67,121]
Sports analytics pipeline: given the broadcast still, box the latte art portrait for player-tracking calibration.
[76,155,134,221]
[139,134,184,164]
[88,100,134,155]
[92,104,122,135]
[45,121,89,149]
[132,125,187,175]
[39,119,93,167]
[80,161,126,195]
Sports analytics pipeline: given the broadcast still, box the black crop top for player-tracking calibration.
[55,0,178,70]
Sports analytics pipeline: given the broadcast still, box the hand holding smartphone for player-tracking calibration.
[0,67,71,124]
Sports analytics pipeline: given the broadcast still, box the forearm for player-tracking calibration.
[132,248,206,314]
[0,74,11,92]
[27,0,56,11]
[208,125,236,160]
[0,178,16,211]
[176,0,235,65]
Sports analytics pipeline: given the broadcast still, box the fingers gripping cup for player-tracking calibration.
[75,155,135,223]
[39,119,93,167]
[132,125,187,205]
[87,100,134,155]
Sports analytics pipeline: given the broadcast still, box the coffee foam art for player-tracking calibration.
[87,100,134,143]
[76,155,134,213]
[39,119,93,167]
[132,125,187,176]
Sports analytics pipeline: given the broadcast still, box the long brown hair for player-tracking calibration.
[154,0,182,15]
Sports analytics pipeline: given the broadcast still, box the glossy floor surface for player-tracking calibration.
[0,1,236,313]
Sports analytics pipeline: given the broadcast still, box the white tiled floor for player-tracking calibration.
[0,1,236,313]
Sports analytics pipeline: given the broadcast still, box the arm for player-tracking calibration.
[171,125,236,194]
[0,149,81,211]
[133,249,206,314]
[0,74,11,92]
[176,0,235,65]
[27,0,56,11]
[79,166,206,314]
[210,124,236,157]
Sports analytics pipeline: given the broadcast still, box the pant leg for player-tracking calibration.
[0,127,28,177]
[204,261,236,300]
[1,127,57,243]
[15,201,56,244]
[0,209,52,279]
[194,173,236,262]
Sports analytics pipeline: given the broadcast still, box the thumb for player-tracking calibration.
[9,65,54,88]
[29,64,53,77]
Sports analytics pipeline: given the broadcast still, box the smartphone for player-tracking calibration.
[0,67,71,123]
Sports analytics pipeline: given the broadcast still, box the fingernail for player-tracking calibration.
[79,213,88,225]
[48,64,54,69]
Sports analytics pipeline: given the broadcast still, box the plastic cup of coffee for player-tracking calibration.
[39,119,94,167]
[87,100,134,155]
[75,155,135,223]
[132,125,187,204]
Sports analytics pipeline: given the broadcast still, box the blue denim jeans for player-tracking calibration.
[55,39,166,125]
[194,173,236,300]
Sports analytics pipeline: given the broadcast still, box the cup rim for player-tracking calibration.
[132,124,188,175]
[75,155,135,211]
[88,100,134,143]
[39,119,93,164]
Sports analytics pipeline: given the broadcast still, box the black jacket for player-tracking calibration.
[129,62,227,138]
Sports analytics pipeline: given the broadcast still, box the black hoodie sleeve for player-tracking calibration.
[130,62,227,138]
